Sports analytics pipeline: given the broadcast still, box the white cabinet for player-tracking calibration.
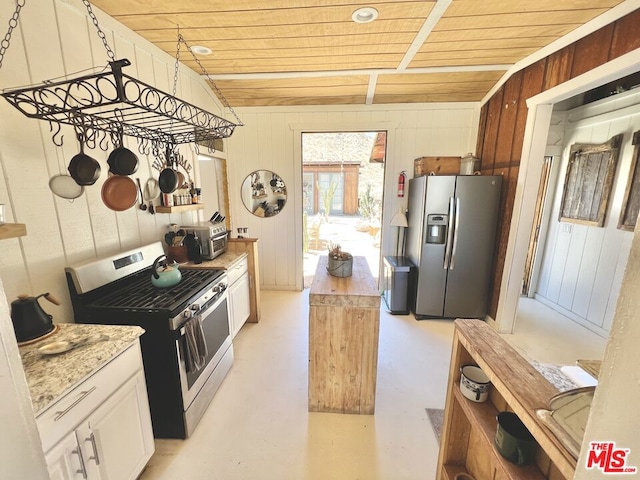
[39,342,154,480]
[44,431,84,480]
[227,257,251,338]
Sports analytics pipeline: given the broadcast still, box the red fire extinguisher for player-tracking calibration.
[398,171,406,197]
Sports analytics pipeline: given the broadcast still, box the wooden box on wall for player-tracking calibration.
[414,156,461,177]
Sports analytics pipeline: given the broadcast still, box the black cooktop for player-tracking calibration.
[89,268,223,312]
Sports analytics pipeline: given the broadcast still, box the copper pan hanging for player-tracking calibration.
[101,173,137,211]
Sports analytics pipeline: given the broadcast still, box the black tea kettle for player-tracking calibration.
[10,292,60,343]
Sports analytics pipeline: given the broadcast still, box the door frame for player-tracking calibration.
[494,49,640,333]
[292,122,398,290]
[521,155,555,297]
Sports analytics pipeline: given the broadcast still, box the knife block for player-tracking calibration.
[167,246,188,263]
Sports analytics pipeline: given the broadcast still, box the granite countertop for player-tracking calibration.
[19,323,144,415]
[181,251,248,270]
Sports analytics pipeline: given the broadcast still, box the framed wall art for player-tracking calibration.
[559,134,623,227]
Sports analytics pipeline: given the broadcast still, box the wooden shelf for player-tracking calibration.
[155,204,205,214]
[452,388,545,480]
[442,464,467,480]
[437,320,576,480]
[0,223,26,239]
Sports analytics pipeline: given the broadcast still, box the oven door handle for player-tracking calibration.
[178,291,228,335]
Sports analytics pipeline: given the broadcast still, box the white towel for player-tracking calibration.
[560,366,598,387]
[184,315,208,372]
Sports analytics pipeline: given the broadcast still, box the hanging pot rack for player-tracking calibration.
[0,0,242,155]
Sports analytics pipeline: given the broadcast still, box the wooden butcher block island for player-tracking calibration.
[308,255,381,415]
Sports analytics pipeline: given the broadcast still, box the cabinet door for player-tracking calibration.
[45,431,85,480]
[78,370,154,480]
[229,272,251,338]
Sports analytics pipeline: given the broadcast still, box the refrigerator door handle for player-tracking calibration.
[450,197,461,270]
[444,196,455,269]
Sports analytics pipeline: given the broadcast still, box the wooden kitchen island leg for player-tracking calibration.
[308,256,380,414]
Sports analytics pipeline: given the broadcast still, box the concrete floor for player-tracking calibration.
[139,291,606,480]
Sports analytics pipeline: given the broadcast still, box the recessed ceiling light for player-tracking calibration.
[352,7,378,24]
[190,45,212,56]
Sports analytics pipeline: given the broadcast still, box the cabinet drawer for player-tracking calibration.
[227,256,248,285]
[37,342,143,453]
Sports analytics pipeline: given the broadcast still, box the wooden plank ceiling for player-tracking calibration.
[92,0,625,106]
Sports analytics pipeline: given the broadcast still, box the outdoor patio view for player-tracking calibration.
[302,131,386,288]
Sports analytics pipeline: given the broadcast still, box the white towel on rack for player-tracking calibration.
[184,315,208,372]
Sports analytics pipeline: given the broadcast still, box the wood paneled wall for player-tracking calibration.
[477,8,640,320]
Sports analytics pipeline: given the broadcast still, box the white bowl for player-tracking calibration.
[460,365,491,402]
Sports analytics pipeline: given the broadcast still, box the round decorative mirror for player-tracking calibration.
[241,170,287,217]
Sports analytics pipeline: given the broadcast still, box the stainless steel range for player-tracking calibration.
[65,242,233,439]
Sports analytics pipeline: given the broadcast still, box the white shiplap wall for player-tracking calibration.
[0,0,481,309]
[0,0,225,322]
[225,104,480,290]
[536,90,640,336]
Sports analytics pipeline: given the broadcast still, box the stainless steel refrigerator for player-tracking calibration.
[406,175,502,318]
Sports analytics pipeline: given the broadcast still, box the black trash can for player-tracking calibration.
[382,256,414,314]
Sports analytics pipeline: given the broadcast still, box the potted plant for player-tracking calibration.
[327,242,353,277]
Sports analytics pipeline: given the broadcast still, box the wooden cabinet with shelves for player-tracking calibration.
[437,319,575,480]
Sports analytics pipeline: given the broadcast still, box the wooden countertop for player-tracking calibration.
[310,256,380,307]
[180,251,248,270]
[18,323,144,415]
[453,319,576,478]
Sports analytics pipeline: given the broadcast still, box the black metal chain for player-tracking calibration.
[172,29,180,98]
[178,34,243,126]
[82,0,115,62]
[0,0,26,70]
[165,27,182,140]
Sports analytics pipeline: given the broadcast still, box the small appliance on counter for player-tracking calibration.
[10,292,61,343]
[184,233,203,264]
[180,220,227,260]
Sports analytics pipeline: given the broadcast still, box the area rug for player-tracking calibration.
[426,408,444,444]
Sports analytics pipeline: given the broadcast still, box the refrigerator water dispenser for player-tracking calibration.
[426,214,447,244]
